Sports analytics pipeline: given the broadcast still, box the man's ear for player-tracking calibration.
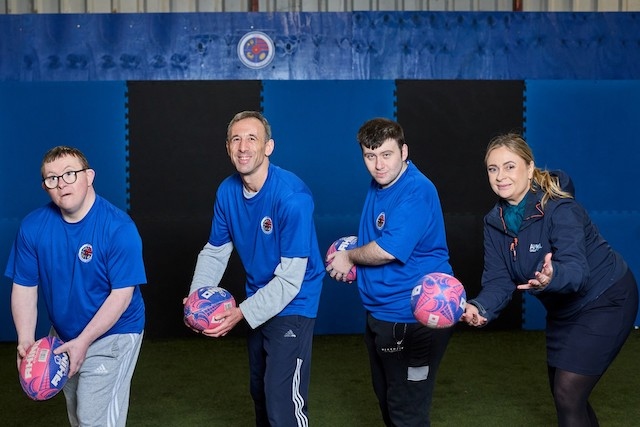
[86,168,96,186]
[265,138,275,157]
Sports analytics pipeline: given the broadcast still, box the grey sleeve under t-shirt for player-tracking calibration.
[189,242,307,329]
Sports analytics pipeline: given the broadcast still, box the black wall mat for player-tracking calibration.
[127,81,262,339]
[128,80,526,337]
[396,80,524,329]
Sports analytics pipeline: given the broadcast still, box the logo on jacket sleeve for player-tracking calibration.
[261,216,273,235]
[78,243,93,263]
[376,212,386,230]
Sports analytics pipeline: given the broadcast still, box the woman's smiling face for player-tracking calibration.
[486,145,533,205]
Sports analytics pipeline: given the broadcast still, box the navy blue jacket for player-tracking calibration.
[470,171,627,322]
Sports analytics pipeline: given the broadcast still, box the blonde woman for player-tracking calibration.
[462,133,638,426]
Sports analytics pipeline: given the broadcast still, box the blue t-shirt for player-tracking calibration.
[5,195,146,342]
[209,163,324,318]
[358,161,452,323]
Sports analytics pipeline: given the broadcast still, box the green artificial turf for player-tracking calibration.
[2,329,638,426]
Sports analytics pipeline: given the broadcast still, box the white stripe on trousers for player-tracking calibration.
[292,357,308,427]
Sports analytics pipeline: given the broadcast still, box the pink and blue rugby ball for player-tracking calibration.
[411,272,467,329]
[184,286,236,331]
[325,235,358,282]
[19,336,69,401]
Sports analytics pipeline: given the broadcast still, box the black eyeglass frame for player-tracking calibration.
[42,168,89,189]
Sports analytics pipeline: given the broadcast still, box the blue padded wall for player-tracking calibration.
[523,80,640,329]
[262,80,397,334]
[2,11,640,337]
[0,81,129,341]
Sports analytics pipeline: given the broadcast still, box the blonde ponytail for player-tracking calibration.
[531,169,573,209]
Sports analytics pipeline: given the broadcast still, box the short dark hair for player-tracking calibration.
[357,118,405,150]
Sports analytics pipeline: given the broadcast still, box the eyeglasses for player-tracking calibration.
[42,169,88,189]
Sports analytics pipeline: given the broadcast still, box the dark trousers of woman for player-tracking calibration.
[547,269,639,427]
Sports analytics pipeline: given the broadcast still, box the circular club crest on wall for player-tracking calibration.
[237,31,275,69]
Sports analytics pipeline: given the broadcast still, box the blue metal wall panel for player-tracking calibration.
[1,12,639,81]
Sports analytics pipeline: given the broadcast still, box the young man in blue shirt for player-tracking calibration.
[326,117,454,426]
[6,146,146,426]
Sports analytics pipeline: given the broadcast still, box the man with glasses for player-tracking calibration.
[5,146,147,427]
[185,111,324,426]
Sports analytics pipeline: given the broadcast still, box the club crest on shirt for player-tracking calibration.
[376,212,386,230]
[78,243,93,263]
[261,216,273,235]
